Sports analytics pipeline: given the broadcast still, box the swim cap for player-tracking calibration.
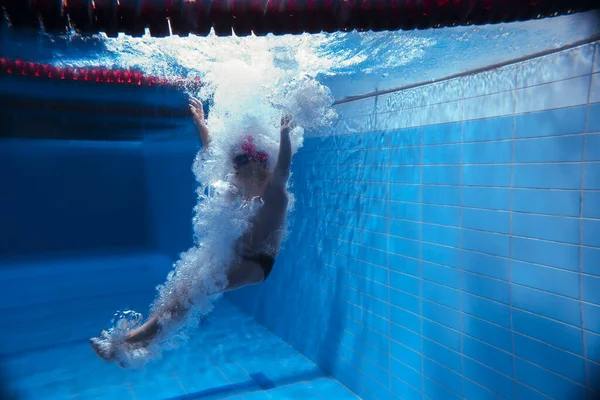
[238,135,268,163]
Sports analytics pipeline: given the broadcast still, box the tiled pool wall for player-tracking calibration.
[227,41,600,400]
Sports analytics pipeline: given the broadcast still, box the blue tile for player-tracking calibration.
[513,309,583,355]
[348,303,389,334]
[462,293,511,328]
[423,338,462,372]
[512,261,580,298]
[359,214,388,234]
[422,185,461,206]
[584,303,600,334]
[391,327,423,357]
[463,165,512,187]
[422,122,462,144]
[357,245,387,267]
[583,274,600,305]
[590,103,600,132]
[312,378,362,399]
[462,187,511,210]
[422,242,460,268]
[352,261,389,285]
[514,135,584,163]
[463,336,513,376]
[350,290,389,318]
[332,358,363,396]
[390,306,421,342]
[462,208,510,234]
[422,224,460,247]
[463,116,513,142]
[363,182,389,199]
[583,219,600,247]
[390,358,422,391]
[422,204,460,226]
[512,285,582,326]
[391,288,420,315]
[514,333,586,385]
[362,375,392,400]
[423,358,462,395]
[584,191,600,219]
[219,362,251,382]
[515,383,553,400]
[390,127,421,147]
[513,164,582,189]
[390,254,420,276]
[391,305,421,333]
[588,134,600,161]
[389,237,420,259]
[422,300,461,331]
[462,230,510,257]
[390,147,421,165]
[363,149,388,165]
[362,358,391,388]
[390,219,420,240]
[422,166,461,185]
[363,165,389,182]
[515,106,587,138]
[512,189,581,217]
[462,272,510,304]
[515,358,587,400]
[361,198,387,216]
[513,213,579,244]
[462,314,512,352]
[512,237,579,271]
[461,250,510,281]
[390,166,421,183]
[462,141,512,164]
[391,376,422,400]
[362,230,388,251]
[583,246,600,276]
[463,357,515,399]
[345,319,390,352]
[338,164,361,180]
[587,331,600,363]
[423,377,462,400]
[422,319,461,351]
[422,262,460,289]
[463,378,505,400]
[363,131,388,149]
[422,280,460,310]
[390,183,420,201]
[422,144,461,165]
[389,201,420,221]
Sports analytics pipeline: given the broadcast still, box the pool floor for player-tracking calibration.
[2,298,358,400]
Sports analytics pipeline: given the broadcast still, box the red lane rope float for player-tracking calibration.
[0,0,597,38]
[0,57,202,89]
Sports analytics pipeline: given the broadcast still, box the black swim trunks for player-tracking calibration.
[242,253,275,280]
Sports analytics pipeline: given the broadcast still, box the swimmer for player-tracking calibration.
[90,98,293,364]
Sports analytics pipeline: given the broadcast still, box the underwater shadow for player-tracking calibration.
[164,369,325,400]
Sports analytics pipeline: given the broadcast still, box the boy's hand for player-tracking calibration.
[190,98,206,127]
[281,115,293,133]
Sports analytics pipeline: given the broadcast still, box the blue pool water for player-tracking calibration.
[1,10,600,400]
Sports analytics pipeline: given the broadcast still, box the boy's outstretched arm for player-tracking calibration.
[272,115,292,186]
[190,98,211,148]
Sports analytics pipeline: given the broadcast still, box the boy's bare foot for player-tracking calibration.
[89,337,114,361]
[90,338,129,368]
